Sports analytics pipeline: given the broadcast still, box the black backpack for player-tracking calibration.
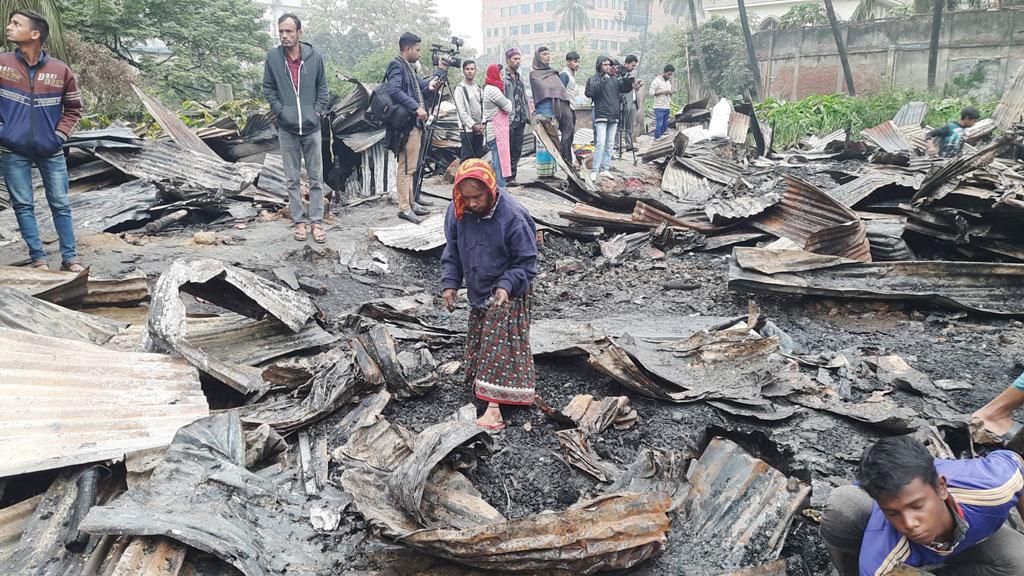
[368,58,416,131]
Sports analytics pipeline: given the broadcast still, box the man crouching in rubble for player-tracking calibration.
[441,159,538,430]
[821,435,1024,576]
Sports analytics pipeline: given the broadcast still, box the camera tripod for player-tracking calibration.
[412,55,463,206]
[615,94,638,166]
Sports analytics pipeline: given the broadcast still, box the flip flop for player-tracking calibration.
[971,418,1024,453]
[476,420,506,431]
[311,223,327,244]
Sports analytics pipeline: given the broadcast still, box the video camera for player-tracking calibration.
[431,36,464,69]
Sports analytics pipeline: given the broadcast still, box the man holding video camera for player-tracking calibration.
[384,31,447,224]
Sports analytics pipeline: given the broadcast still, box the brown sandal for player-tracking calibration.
[293,223,307,241]
[31,259,49,270]
[61,261,86,273]
[311,223,327,244]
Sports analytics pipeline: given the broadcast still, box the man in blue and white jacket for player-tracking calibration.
[821,435,1024,575]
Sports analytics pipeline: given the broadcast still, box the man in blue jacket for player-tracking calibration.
[385,32,446,224]
[262,13,329,243]
[1,10,84,271]
[821,436,1024,575]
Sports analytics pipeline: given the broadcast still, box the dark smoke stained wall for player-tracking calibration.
[752,8,1024,100]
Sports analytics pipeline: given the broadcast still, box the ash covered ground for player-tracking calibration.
[10,160,1023,576]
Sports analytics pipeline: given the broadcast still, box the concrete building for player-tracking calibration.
[254,0,306,36]
[480,0,677,63]
[703,0,905,28]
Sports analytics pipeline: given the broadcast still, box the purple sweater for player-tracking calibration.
[441,194,538,309]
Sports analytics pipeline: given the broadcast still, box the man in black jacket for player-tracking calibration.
[262,13,330,242]
[502,48,528,184]
[585,55,632,180]
[385,31,446,224]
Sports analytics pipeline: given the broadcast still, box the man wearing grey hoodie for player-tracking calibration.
[263,13,330,243]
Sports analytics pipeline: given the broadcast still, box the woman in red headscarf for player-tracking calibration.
[441,159,538,430]
[483,64,513,189]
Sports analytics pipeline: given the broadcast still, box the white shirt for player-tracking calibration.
[650,75,673,110]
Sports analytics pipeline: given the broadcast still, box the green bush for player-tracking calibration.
[756,91,997,149]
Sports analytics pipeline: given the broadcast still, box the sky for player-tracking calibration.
[436,0,484,53]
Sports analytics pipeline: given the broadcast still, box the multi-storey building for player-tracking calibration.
[479,0,677,64]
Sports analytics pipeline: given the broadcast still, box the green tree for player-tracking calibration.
[557,0,593,42]
[59,0,271,101]
[676,16,753,98]
[778,3,827,28]
[303,0,453,84]
[0,0,66,59]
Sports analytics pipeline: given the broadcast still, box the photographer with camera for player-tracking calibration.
[383,31,447,224]
[454,60,485,161]
[619,55,643,153]
[529,47,573,172]
[502,48,529,184]
[585,55,634,180]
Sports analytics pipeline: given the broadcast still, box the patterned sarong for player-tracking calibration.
[465,294,535,405]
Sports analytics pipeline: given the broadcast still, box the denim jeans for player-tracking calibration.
[655,108,671,139]
[593,120,618,173]
[488,139,507,191]
[3,151,76,263]
[278,129,324,224]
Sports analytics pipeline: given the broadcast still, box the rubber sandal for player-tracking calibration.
[61,262,86,273]
[476,420,506,431]
[971,417,1024,452]
[292,223,307,241]
[311,223,326,244]
[31,259,49,270]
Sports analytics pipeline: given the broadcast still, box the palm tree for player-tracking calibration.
[557,0,593,43]
[0,0,66,59]
[823,0,856,95]
[737,0,762,100]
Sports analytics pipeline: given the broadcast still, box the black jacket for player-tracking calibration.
[584,55,633,121]
[263,43,329,136]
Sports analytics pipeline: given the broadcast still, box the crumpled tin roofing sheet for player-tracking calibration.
[371,214,446,251]
[993,62,1024,131]
[729,247,1024,316]
[97,140,262,194]
[748,177,872,261]
[682,437,810,567]
[892,102,928,127]
[341,129,386,153]
[861,121,911,154]
[133,84,219,158]
[0,327,209,477]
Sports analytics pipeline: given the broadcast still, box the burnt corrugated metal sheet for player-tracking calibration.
[748,177,872,261]
[254,153,289,202]
[861,121,911,154]
[661,161,716,205]
[0,265,88,306]
[912,136,1010,202]
[727,111,750,144]
[677,155,743,184]
[64,125,142,150]
[341,130,386,153]
[965,118,995,142]
[0,286,126,344]
[892,102,928,127]
[185,312,339,366]
[0,327,209,477]
[729,247,1024,316]
[683,437,810,567]
[803,129,846,153]
[535,119,594,198]
[0,495,42,564]
[993,62,1024,131]
[827,173,908,207]
[561,203,653,232]
[133,85,219,158]
[97,140,262,194]
[371,214,446,251]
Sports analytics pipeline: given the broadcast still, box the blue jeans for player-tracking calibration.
[655,108,671,139]
[3,151,76,263]
[593,120,618,173]
[488,139,506,191]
